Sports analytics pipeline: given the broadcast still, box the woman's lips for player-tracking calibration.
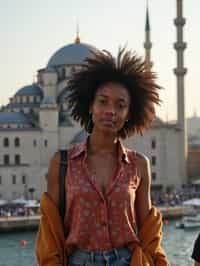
[101,119,115,127]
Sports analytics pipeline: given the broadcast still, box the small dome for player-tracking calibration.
[0,112,31,124]
[47,42,99,67]
[15,84,43,97]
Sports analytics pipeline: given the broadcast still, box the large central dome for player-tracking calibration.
[47,42,99,67]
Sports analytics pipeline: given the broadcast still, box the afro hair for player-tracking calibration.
[67,47,161,139]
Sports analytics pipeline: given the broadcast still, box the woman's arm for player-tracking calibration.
[135,152,152,230]
[35,152,65,266]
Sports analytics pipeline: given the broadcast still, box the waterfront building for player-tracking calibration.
[0,0,188,200]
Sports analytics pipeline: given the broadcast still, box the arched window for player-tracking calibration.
[151,139,156,149]
[152,172,157,181]
[22,175,26,185]
[44,140,48,147]
[30,108,34,115]
[3,138,9,147]
[33,139,37,147]
[12,175,16,185]
[15,154,20,165]
[14,137,20,147]
[61,68,65,78]
[71,66,76,74]
[45,173,48,181]
[4,155,9,165]
[152,156,156,166]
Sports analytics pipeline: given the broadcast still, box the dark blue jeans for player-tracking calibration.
[68,247,131,266]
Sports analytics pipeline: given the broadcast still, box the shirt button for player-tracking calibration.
[101,221,107,226]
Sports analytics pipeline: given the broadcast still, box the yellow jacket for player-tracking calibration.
[35,192,170,266]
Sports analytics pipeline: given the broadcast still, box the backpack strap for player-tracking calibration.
[59,149,68,221]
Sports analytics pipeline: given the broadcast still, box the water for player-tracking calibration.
[0,220,197,266]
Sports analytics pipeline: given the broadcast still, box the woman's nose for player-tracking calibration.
[105,105,116,115]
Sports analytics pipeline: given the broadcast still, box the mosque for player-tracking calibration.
[0,0,187,200]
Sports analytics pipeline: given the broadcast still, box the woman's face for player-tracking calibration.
[90,82,130,135]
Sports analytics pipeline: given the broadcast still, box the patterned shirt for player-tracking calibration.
[64,138,141,254]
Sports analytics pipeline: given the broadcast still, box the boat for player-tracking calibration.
[176,214,200,229]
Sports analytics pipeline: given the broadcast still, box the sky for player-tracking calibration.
[0,0,199,121]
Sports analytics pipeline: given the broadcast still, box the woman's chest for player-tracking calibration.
[86,155,118,193]
[67,158,139,201]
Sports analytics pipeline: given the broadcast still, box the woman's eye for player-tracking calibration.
[99,99,106,104]
[118,103,126,109]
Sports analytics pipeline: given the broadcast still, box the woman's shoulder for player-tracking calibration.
[126,148,150,179]
[126,148,149,165]
[67,141,87,159]
[135,152,149,165]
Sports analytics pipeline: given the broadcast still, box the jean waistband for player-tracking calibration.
[69,246,131,263]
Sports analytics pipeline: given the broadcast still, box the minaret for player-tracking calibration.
[144,2,153,69]
[174,0,187,183]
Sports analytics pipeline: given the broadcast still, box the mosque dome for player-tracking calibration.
[0,112,31,125]
[47,42,99,68]
[15,84,43,97]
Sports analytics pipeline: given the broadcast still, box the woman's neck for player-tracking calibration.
[88,130,118,155]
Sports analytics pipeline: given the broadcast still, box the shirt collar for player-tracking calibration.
[117,139,130,164]
[70,136,130,164]
[70,140,87,159]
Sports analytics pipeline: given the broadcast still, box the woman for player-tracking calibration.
[36,48,169,266]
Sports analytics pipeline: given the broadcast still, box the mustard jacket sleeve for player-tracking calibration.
[35,193,66,266]
[130,207,170,266]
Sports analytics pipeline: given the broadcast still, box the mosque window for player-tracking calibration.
[45,173,48,181]
[26,96,30,103]
[3,138,9,147]
[30,109,34,115]
[152,172,157,181]
[44,139,48,147]
[151,139,156,149]
[152,156,156,166]
[70,66,76,74]
[61,68,66,78]
[15,154,21,165]
[22,175,26,185]
[12,175,16,185]
[33,96,37,103]
[33,140,37,147]
[14,137,20,147]
[0,176,2,185]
